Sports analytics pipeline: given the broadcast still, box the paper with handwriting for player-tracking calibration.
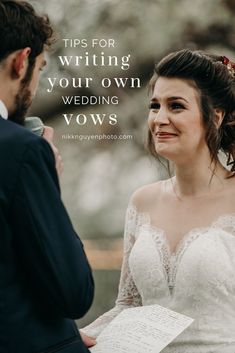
[90,304,194,353]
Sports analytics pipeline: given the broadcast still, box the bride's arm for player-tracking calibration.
[81,200,142,338]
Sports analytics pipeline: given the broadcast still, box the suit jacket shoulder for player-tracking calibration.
[0,117,56,212]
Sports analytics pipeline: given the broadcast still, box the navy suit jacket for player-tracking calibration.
[0,117,94,353]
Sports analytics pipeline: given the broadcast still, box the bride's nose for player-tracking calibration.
[153,107,170,125]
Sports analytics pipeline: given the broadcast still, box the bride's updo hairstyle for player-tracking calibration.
[147,49,235,174]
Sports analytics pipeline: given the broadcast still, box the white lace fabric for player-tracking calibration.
[82,203,235,352]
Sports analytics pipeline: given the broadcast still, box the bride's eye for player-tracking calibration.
[171,102,184,110]
[148,102,160,110]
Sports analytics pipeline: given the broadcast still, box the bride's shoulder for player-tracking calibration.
[129,180,167,212]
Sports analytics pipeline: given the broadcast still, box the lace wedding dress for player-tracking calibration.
[83,202,235,353]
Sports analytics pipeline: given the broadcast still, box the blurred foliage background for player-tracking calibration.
[28,0,235,328]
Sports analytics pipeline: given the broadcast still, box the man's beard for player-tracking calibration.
[8,59,35,126]
[8,84,32,126]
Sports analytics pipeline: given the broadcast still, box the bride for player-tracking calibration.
[81,49,235,352]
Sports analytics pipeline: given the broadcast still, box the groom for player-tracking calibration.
[0,1,95,352]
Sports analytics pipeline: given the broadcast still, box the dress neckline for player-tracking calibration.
[129,201,235,257]
[128,202,235,294]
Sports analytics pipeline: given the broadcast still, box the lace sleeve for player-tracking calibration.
[81,202,142,338]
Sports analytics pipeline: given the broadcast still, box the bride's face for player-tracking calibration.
[148,77,207,163]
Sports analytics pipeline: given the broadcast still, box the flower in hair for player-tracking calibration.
[221,56,235,77]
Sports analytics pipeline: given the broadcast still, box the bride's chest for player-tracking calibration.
[146,198,235,255]
[128,219,235,298]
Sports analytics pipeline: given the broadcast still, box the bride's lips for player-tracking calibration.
[155,132,178,139]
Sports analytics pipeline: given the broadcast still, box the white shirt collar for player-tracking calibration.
[0,100,8,120]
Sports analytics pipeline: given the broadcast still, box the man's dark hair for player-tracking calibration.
[0,0,55,125]
[0,0,54,65]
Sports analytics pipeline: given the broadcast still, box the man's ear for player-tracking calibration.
[214,108,225,129]
[12,47,31,78]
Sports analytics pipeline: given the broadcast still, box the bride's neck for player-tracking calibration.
[173,159,229,199]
